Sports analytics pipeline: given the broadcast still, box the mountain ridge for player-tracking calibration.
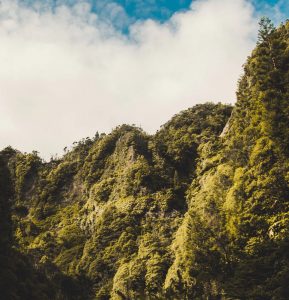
[0,18,289,300]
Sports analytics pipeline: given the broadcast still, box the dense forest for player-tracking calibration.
[0,18,289,299]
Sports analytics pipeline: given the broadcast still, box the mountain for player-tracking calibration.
[0,19,288,300]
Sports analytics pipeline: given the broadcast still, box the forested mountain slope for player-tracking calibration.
[0,19,288,299]
[165,19,289,300]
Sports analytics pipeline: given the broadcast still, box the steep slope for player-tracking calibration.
[1,19,289,300]
[165,20,289,299]
[0,104,231,299]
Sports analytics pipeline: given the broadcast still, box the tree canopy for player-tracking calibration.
[0,19,289,300]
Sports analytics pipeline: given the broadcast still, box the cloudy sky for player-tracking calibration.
[0,0,288,159]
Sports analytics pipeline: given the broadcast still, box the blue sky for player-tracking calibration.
[22,0,289,30]
[110,0,289,22]
[99,0,193,21]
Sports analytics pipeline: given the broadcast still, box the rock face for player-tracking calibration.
[0,21,289,300]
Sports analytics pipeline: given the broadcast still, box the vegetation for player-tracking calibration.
[0,19,288,299]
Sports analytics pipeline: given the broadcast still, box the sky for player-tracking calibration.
[0,0,288,159]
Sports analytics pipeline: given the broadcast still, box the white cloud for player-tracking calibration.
[0,0,258,159]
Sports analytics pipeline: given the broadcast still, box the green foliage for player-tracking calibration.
[0,19,289,299]
[258,17,275,44]
[165,19,289,300]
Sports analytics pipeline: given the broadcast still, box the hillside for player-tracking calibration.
[0,19,288,299]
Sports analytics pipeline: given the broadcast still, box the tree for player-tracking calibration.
[258,17,275,44]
